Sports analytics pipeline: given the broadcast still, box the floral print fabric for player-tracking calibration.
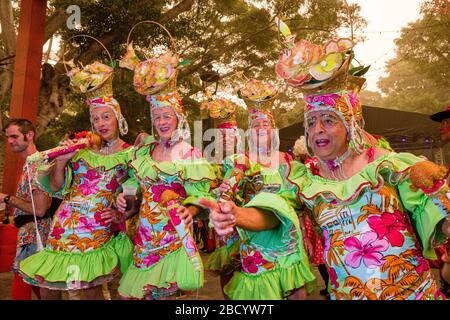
[46,157,129,253]
[14,161,51,247]
[316,185,444,300]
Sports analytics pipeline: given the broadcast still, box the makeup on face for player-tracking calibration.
[91,107,119,141]
[306,111,348,160]
[152,107,178,139]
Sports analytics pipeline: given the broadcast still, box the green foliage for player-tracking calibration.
[377,9,450,114]
[43,0,365,141]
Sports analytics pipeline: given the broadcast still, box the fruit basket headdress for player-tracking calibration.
[274,16,374,154]
[63,35,128,135]
[119,21,190,141]
[237,78,278,128]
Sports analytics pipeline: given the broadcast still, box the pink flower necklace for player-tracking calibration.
[318,148,352,180]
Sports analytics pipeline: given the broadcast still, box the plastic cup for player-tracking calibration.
[122,186,137,211]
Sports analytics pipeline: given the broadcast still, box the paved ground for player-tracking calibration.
[0,251,326,300]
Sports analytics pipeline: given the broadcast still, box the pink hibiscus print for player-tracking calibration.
[134,229,143,246]
[151,184,167,202]
[305,93,340,107]
[57,205,72,221]
[106,178,119,193]
[170,183,187,198]
[77,217,95,233]
[169,208,181,226]
[78,178,100,196]
[151,183,187,202]
[328,267,339,288]
[368,210,407,247]
[242,251,267,274]
[85,169,101,180]
[322,228,330,253]
[411,249,430,276]
[159,234,176,246]
[137,225,152,242]
[50,227,65,240]
[143,254,161,267]
[94,211,108,227]
[344,232,389,269]
[163,220,175,232]
[185,236,197,253]
[72,161,80,172]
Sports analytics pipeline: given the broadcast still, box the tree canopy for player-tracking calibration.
[1,0,366,149]
[377,3,450,114]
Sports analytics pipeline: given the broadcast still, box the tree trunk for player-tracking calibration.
[0,0,16,131]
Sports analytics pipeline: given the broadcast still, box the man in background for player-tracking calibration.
[0,119,52,300]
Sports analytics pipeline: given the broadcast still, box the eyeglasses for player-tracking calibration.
[305,113,340,130]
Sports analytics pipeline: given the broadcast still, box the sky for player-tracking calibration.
[345,0,423,92]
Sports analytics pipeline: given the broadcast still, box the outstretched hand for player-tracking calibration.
[199,198,236,236]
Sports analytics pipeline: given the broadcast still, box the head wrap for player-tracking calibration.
[238,79,280,151]
[87,95,128,135]
[303,90,368,153]
[146,91,190,141]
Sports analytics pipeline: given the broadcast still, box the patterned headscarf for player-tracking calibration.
[248,108,276,128]
[303,89,370,153]
[146,91,190,141]
[87,95,128,136]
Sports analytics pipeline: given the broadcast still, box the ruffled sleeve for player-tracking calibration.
[279,160,310,211]
[36,159,73,199]
[240,192,302,257]
[179,157,216,207]
[382,153,450,258]
[123,143,154,197]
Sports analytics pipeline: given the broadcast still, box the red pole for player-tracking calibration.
[2,0,47,204]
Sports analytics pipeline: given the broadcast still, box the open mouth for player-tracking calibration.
[99,129,109,135]
[159,127,170,133]
[315,139,330,148]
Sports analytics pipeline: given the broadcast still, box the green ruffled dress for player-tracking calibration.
[221,154,317,300]
[117,142,216,300]
[19,147,134,290]
[274,152,449,300]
